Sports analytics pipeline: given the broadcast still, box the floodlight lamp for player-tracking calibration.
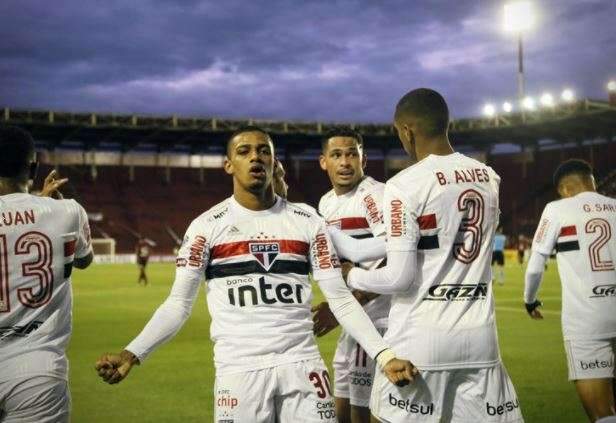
[522,96,535,110]
[483,104,496,117]
[540,92,554,107]
[504,1,535,33]
[502,102,513,113]
[608,80,616,92]
[561,89,575,102]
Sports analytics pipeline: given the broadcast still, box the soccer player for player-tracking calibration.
[493,226,507,285]
[524,159,616,422]
[343,89,523,422]
[0,126,93,422]
[95,127,416,422]
[313,128,389,423]
[135,237,151,285]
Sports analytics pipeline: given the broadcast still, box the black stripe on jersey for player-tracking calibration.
[556,241,580,252]
[418,235,439,250]
[64,263,73,278]
[351,234,374,240]
[206,260,310,279]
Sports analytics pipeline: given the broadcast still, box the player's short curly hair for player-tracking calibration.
[226,125,272,157]
[553,159,593,187]
[0,125,35,178]
[321,128,364,152]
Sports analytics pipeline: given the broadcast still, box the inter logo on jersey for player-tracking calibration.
[249,242,280,270]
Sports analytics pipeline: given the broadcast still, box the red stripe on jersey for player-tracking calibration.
[417,214,437,230]
[559,225,577,237]
[64,240,76,257]
[332,217,370,230]
[211,240,310,259]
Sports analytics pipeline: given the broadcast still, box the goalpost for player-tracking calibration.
[91,238,116,263]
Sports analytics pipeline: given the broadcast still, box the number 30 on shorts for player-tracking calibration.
[309,370,332,399]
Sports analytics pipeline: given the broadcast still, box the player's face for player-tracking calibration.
[273,160,288,199]
[319,137,365,192]
[224,131,274,194]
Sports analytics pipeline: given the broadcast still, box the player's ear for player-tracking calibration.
[223,156,233,175]
[319,154,327,171]
[361,150,367,170]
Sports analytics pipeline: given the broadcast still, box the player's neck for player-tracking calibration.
[0,178,28,196]
[233,186,276,211]
[564,185,596,198]
[333,177,363,196]
[415,136,454,162]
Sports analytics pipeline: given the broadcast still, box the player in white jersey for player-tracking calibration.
[342,89,523,422]
[312,129,390,423]
[95,127,416,422]
[525,159,616,422]
[0,126,93,422]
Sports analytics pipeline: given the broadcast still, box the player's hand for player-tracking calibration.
[525,300,544,320]
[95,350,139,384]
[311,301,339,337]
[382,358,418,387]
[39,170,68,199]
[341,261,354,283]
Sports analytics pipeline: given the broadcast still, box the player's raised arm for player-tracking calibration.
[327,225,386,262]
[95,221,207,384]
[524,203,560,319]
[345,183,419,294]
[309,219,417,385]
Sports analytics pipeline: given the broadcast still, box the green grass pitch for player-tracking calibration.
[68,261,586,422]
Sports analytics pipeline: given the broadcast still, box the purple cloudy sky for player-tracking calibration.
[1,0,614,122]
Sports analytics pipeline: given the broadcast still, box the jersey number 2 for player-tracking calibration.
[586,218,614,271]
[453,189,485,263]
[0,232,54,312]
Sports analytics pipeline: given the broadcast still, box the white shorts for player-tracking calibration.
[0,376,69,423]
[370,363,523,423]
[565,338,616,381]
[214,359,336,423]
[333,328,386,408]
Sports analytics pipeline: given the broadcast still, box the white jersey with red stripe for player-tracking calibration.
[0,193,92,381]
[532,191,616,340]
[383,153,501,370]
[319,176,390,326]
[178,195,342,375]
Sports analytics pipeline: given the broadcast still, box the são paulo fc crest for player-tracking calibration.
[249,242,280,270]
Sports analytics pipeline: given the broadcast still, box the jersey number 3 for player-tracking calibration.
[453,189,485,264]
[0,232,54,312]
[586,218,614,272]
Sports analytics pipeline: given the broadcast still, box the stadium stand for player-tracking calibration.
[3,100,614,255]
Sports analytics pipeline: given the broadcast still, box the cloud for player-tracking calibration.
[1,0,614,121]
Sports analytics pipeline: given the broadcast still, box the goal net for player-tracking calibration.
[91,238,116,262]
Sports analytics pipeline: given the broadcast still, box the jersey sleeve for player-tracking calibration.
[361,183,386,237]
[531,203,560,256]
[383,182,419,252]
[74,202,92,258]
[175,218,210,282]
[308,216,342,280]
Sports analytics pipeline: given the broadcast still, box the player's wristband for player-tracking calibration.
[375,348,396,368]
[524,299,542,315]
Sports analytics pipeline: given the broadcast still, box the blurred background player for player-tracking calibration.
[0,126,93,422]
[524,159,616,422]
[517,234,528,265]
[493,226,507,286]
[135,237,151,286]
[313,128,389,423]
[95,127,415,422]
[343,89,523,422]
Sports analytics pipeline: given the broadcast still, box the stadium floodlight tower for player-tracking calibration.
[504,1,536,103]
